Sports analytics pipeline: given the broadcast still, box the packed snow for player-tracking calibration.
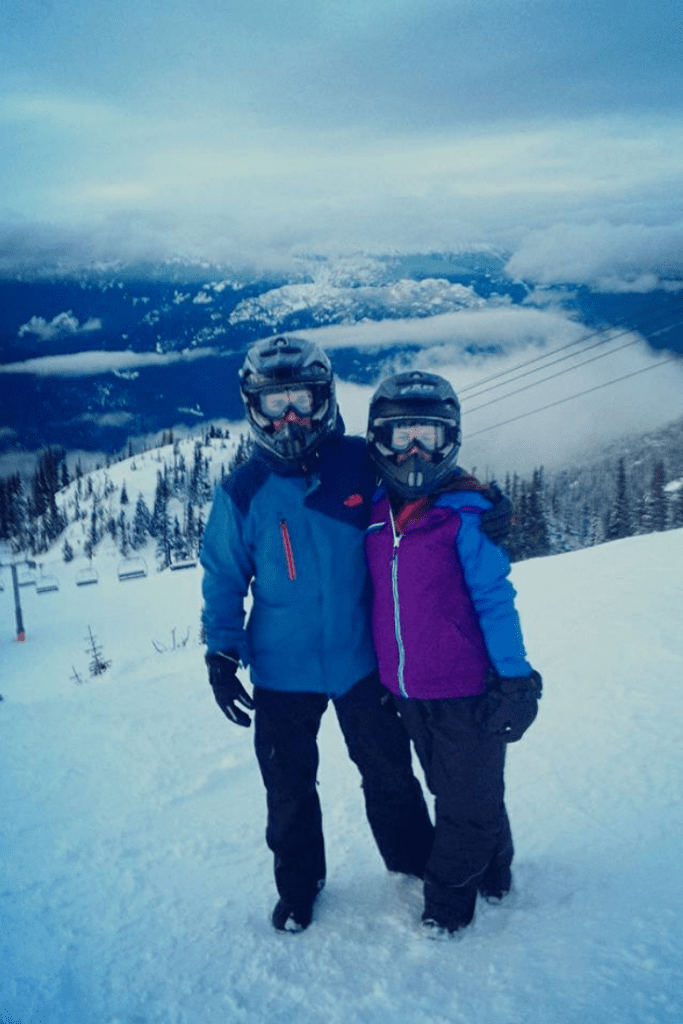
[2,492,683,1022]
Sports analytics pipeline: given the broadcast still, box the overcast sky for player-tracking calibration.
[2,0,683,283]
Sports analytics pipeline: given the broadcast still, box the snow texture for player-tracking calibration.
[2,512,683,1022]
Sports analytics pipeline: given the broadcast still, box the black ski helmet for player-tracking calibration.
[239,334,337,460]
[366,370,461,499]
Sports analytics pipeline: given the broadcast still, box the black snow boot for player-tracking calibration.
[421,880,477,938]
[478,859,512,904]
[271,898,315,933]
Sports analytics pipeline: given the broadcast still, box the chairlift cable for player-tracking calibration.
[460,316,683,404]
[457,295,683,397]
[464,328,683,415]
[467,356,675,439]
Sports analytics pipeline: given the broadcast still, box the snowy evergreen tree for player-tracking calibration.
[171,515,189,563]
[607,458,631,540]
[651,460,667,532]
[526,468,550,559]
[640,460,667,534]
[670,486,683,529]
[189,442,213,505]
[229,433,254,473]
[185,502,199,556]
[150,471,169,538]
[118,511,130,557]
[155,507,173,569]
[132,493,152,549]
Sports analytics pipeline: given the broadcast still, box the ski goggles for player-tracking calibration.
[389,421,445,453]
[259,388,315,419]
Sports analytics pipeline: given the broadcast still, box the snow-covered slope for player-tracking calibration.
[1,527,682,1023]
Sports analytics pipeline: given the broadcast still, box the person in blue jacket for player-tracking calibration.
[365,370,542,938]
[200,336,511,934]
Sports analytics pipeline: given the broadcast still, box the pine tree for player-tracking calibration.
[651,460,667,532]
[189,442,213,505]
[196,510,205,552]
[155,506,173,569]
[607,458,631,540]
[171,515,189,563]
[526,468,550,558]
[85,626,111,676]
[84,508,99,559]
[31,447,65,524]
[0,476,11,541]
[671,486,683,529]
[185,501,198,556]
[229,434,254,473]
[150,470,169,538]
[118,510,130,556]
[505,473,524,561]
[131,493,151,549]
[507,478,529,562]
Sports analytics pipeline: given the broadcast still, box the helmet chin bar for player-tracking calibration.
[270,419,311,458]
[374,442,459,499]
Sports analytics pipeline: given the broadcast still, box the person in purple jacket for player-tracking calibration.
[365,370,542,939]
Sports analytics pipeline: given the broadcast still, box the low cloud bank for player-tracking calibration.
[507,222,683,293]
[329,307,683,474]
[0,347,218,377]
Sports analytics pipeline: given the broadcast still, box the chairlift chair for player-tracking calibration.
[118,557,148,581]
[36,574,59,594]
[17,568,36,587]
[76,565,99,587]
[170,558,197,571]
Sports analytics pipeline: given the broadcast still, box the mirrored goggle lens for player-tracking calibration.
[390,422,444,452]
[259,388,314,418]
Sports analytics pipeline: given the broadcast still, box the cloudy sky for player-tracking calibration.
[2,0,683,280]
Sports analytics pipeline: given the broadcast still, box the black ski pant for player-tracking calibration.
[253,673,434,910]
[395,695,513,929]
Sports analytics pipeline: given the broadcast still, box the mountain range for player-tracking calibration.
[1,250,682,467]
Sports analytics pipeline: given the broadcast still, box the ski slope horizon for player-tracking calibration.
[2,504,682,1021]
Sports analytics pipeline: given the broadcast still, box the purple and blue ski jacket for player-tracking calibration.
[365,484,531,701]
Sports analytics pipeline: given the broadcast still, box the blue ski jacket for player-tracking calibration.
[200,431,379,696]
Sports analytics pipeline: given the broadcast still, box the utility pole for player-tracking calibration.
[10,564,26,642]
[1,558,30,642]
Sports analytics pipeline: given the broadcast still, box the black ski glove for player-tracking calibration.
[205,651,255,727]
[474,669,542,742]
[480,482,513,546]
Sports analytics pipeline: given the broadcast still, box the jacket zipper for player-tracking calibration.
[279,519,297,580]
[389,507,408,698]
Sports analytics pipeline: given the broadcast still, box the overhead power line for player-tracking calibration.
[465,320,683,415]
[457,295,683,400]
[467,356,676,439]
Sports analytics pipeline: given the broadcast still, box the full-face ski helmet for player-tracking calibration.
[367,370,461,499]
[239,335,337,460]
